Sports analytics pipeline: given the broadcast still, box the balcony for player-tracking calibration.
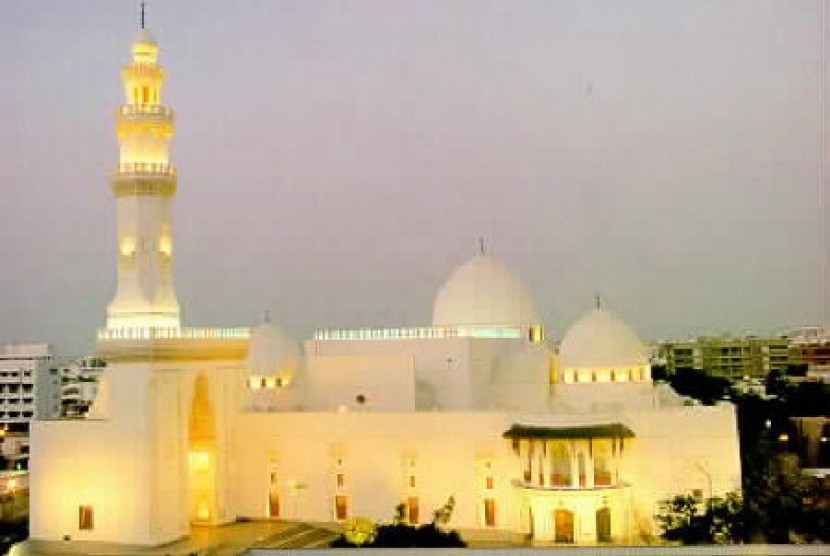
[116,162,177,177]
[118,104,173,120]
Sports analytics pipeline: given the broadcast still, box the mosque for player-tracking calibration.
[29,26,741,547]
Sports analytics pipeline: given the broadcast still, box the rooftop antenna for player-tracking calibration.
[140,1,146,29]
[478,236,486,256]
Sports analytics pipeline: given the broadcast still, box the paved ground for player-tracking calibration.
[8,521,341,556]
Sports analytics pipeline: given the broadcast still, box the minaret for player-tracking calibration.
[106,26,180,330]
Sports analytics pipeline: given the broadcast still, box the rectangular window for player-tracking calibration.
[484,499,496,527]
[336,473,344,488]
[485,476,494,490]
[409,475,416,488]
[335,495,348,520]
[268,492,280,518]
[407,497,419,524]
[78,505,94,531]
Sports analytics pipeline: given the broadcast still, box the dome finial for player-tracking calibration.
[478,236,486,256]
[139,1,147,29]
[594,292,603,310]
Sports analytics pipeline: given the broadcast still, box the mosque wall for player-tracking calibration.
[305,337,476,410]
[621,404,742,536]
[550,382,658,414]
[30,359,248,545]
[305,355,415,411]
[229,412,520,531]
[489,345,552,412]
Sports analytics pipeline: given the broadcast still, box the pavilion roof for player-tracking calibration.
[502,422,635,440]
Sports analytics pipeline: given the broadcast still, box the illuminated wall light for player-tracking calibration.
[195,500,210,522]
[119,237,136,257]
[158,236,173,256]
[189,450,210,473]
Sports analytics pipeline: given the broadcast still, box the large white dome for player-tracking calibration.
[432,254,539,328]
[247,319,299,375]
[558,307,647,370]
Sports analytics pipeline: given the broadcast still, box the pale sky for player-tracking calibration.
[1,1,827,354]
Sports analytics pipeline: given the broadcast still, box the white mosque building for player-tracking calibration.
[29,27,741,547]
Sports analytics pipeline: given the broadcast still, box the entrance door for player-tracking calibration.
[596,507,611,542]
[268,492,280,518]
[554,509,574,543]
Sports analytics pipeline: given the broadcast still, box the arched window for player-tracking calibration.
[554,509,574,543]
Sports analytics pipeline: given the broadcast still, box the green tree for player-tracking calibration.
[656,492,743,545]
[669,368,730,405]
[331,497,466,548]
[743,453,818,543]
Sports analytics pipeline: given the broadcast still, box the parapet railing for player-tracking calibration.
[116,162,177,175]
[97,326,250,341]
[313,326,523,341]
[118,104,173,118]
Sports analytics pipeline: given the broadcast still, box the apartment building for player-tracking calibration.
[0,344,61,470]
[55,357,105,418]
[0,344,60,428]
[661,336,790,379]
[789,326,830,379]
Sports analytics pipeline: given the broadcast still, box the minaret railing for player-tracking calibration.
[118,105,173,118]
[116,162,177,176]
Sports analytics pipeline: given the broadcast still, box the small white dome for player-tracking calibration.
[432,254,539,328]
[559,307,647,369]
[247,319,299,375]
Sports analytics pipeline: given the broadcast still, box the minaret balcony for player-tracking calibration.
[112,163,177,197]
[117,162,177,177]
[118,104,174,120]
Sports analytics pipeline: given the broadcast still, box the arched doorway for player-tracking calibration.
[189,373,217,524]
[553,509,574,543]
[596,507,611,542]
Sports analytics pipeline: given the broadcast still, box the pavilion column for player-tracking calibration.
[586,439,595,489]
[528,441,537,485]
[569,440,578,488]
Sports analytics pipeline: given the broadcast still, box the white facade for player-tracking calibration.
[29,27,742,548]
